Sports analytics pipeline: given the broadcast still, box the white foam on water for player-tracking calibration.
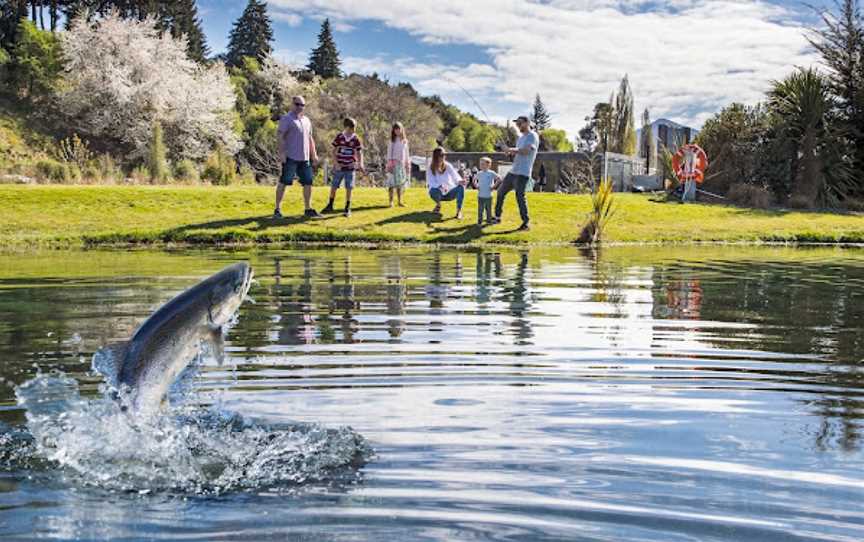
[9,373,371,495]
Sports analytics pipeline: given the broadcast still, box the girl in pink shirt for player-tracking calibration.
[385,122,410,207]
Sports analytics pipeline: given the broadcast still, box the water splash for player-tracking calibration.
[6,373,371,495]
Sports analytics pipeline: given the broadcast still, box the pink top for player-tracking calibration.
[387,139,409,164]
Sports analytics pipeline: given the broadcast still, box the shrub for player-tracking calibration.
[727,183,773,209]
[202,147,236,185]
[788,194,815,210]
[173,159,200,183]
[56,134,93,169]
[236,164,256,185]
[95,154,122,183]
[841,198,864,213]
[35,159,79,183]
[576,177,616,245]
[81,164,102,184]
[129,165,150,184]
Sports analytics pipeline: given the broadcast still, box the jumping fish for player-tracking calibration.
[94,262,253,414]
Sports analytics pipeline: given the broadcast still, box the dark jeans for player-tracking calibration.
[495,173,530,224]
[478,197,493,223]
[429,185,465,209]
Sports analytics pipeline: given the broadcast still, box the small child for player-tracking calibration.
[322,117,363,217]
[385,122,410,207]
[475,157,501,225]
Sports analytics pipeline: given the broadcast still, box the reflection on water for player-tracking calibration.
[0,246,863,541]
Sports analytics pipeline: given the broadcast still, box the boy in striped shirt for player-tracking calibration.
[322,117,364,217]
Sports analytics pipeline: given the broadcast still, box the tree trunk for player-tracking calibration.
[49,0,57,32]
[794,132,823,207]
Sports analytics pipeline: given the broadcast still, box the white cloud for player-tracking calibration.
[272,48,308,68]
[269,0,819,137]
[271,12,303,27]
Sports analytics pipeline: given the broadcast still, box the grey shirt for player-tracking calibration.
[511,131,539,177]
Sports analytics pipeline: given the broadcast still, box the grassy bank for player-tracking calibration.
[1,185,863,249]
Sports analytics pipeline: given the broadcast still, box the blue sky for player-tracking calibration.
[198,0,831,137]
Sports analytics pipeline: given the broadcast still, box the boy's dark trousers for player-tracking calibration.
[478,196,493,224]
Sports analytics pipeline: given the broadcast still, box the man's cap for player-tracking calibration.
[513,115,530,123]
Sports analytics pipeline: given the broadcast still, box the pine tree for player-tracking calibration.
[168,0,209,63]
[1,1,28,49]
[531,93,551,130]
[226,0,273,67]
[307,18,341,79]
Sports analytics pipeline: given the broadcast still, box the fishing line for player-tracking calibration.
[440,75,510,152]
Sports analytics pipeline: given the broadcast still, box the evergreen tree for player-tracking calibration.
[639,108,655,173]
[808,0,864,193]
[226,0,273,67]
[168,0,209,63]
[307,18,341,78]
[612,75,636,155]
[1,1,29,49]
[147,121,170,182]
[531,93,551,130]
[11,19,63,97]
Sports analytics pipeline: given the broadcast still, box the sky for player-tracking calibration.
[198,0,831,139]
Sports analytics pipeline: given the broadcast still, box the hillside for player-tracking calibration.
[0,97,53,178]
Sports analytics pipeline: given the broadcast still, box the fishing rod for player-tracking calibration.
[440,75,512,153]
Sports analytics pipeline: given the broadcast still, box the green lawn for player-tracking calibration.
[1,185,863,249]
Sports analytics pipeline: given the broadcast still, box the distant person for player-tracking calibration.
[427,147,467,219]
[537,163,547,192]
[274,95,321,219]
[385,122,410,207]
[493,115,539,230]
[322,117,364,217]
[475,157,501,226]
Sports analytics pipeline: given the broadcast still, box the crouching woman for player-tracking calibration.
[427,147,467,219]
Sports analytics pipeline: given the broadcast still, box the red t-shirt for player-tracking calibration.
[332,132,362,171]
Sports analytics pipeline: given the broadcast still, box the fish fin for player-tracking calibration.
[208,327,226,366]
[92,341,129,388]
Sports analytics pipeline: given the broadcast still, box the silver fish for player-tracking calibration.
[95,262,253,414]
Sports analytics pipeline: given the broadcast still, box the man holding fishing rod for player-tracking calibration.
[440,77,538,230]
[493,115,538,231]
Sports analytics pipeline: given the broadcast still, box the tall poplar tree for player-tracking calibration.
[612,75,636,155]
[226,0,273,66]
[639,108,655,173]
[307,18,341,78]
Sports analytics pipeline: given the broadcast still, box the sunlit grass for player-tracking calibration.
[1,185,863,249]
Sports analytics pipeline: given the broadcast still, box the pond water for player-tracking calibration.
[0,246,862,541]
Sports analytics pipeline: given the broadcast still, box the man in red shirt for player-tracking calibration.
[322,117,364,217]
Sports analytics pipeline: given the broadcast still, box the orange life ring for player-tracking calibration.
[672,144,708,184]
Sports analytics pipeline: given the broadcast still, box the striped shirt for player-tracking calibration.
[332,132,362,171]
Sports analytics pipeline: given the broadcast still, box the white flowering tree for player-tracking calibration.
[60,13,240,162]
[254,56,306,112]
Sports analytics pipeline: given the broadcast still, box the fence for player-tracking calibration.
[602,152,646,192]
